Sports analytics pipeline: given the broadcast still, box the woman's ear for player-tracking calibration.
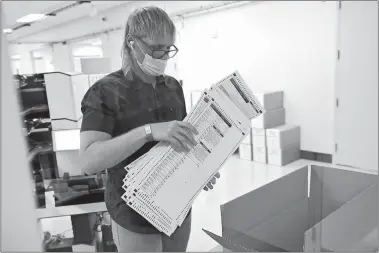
[126,34,134,48]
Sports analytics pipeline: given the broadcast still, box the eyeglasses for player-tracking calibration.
[151,45,178,59]
[134,36,179,59]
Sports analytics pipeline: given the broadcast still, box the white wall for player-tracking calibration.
[101,31,124,72]
[32,47,55,73]
[72,44,103,73]
[8,43,53,74]
[177,1,338,154]
[19,45,35,74]
[52,43,75,73]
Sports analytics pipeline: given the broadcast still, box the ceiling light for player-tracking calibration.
[89,4,98,17]
[92,41,102,46]
[17,14,47,23]
[3,28,13,34]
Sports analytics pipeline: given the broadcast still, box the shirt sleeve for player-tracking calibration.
[80,81,116,136]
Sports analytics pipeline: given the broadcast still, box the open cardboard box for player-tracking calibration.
[203,165,378,252]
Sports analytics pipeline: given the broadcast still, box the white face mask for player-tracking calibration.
[131,40,168,76]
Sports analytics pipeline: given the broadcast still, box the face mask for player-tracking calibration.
[131,40,168,76]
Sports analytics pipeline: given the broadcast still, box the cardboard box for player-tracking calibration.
[304,183,378,252]
[239,144,253,161]
[252,128,266,147]
[266,125,301,151]
[267,144,300,166]
[251,108,285,129]
[255,91,284,111]
[253,146,266,163]
[252,135,266,148]
[241,130,252,145]
[252,128,265,136]
[203,166,378,252]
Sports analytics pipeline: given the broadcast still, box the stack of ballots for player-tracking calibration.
[122,71,265,236]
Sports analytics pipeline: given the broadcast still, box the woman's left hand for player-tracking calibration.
[203,172,221,191]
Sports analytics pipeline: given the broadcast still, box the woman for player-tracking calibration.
[78,6,220,252]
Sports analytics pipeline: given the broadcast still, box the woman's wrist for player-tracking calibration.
[143,124,154,142]
[130,125,150,144]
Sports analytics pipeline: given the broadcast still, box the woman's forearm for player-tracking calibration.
[80,126,148,174]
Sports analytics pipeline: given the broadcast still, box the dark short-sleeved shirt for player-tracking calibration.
[80,69,190,234]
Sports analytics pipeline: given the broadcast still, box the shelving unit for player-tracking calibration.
[15,73,58,209]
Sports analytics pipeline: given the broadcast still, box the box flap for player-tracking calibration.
[202,229,253,252]
[305,183,378,252]
[244,198,309,252]
[220,167,308,245]
[350,228,378,252]
[308,165,377,228]
[203,227,290,252]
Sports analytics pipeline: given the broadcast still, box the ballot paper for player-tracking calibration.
[122,71,265,236]
[211,71,263,119]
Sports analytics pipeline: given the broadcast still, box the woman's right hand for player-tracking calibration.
[150,121,199,152]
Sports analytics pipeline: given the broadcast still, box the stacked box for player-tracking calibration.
[252,128,267,163]
[239,143,253,161]
[249,91,284,163]
[241,129,252,145]
[251,108,285,129]
[255,91,284,111]
[239,129,253,161]
[266,125,301,166]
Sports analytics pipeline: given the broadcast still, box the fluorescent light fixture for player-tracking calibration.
[91,41,102,46]
[89,4,98,17]
[3,28,13,34]
[17,14,47,23]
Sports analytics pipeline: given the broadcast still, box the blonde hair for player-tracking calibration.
[121,6,176,74]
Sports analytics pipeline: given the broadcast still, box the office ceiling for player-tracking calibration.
[2,1,246,44]
[2,1,129,44]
